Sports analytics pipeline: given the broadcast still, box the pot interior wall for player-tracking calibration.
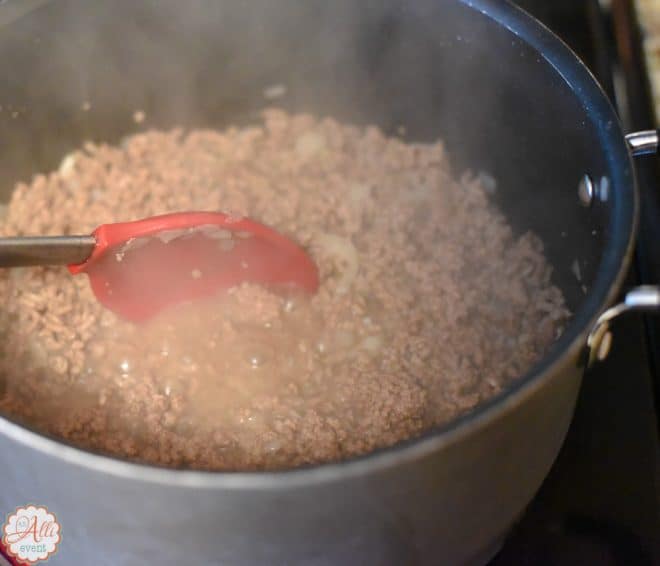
[0,0,618,311]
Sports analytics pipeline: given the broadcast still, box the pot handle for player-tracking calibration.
[626,130,660,156]
[587,287,660,366]
[586,130,660,366]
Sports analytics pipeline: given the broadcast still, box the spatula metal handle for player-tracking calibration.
[0,236,96,267]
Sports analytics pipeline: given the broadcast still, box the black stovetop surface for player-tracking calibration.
[491,1,660,565]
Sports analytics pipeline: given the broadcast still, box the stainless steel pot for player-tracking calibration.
[0,0,653,564]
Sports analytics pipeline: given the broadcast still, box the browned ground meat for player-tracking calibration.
[0,110,568,471]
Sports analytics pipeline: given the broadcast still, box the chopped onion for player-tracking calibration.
[361,335,382,353]
[155,229,188,244]
[118,237,151,259]
[315,233,359,295]
[197,225,232,240]
[295,132,326,158]
[58,153,76,178]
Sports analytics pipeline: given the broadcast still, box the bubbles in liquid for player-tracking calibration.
[84,285,323,453]
[265,439,282,453]
[247,414,260,425]
[245,341,276,369]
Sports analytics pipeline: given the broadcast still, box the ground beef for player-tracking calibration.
[0,110,568,471]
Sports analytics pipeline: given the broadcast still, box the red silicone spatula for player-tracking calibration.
[0,212,319,322]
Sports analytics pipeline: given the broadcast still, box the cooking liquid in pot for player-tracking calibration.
[0,110,568,470]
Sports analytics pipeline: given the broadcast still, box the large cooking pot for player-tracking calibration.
[0,0,653,564]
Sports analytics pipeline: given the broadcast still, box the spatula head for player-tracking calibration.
[68,212,319,322]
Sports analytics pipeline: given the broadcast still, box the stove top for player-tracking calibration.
[491,1,660,564]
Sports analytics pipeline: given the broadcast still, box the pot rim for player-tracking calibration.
[0,0,638,489]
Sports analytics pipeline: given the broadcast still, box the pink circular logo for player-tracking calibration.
[2,506,61,564]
